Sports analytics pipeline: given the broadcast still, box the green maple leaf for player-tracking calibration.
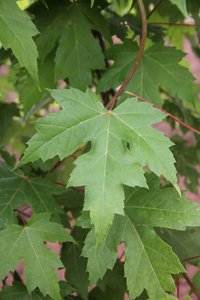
[33,1,105,90]
[61,229,89,300]
[0,0,39,83]
[0,162,62,225]
[0,213,74,300]
[192,268,200,296]
[124,176,200,230]
[82,226,118,283]
[17,88,177,247]
[54,3,105,89]
[160,227,200,263]
[98,41,195,104]
[0,282,51,299]
[120,218,181,300]
[169,0,188,17]
[83,175,200,299]
[84,215,181,300]
[108,0,133,16]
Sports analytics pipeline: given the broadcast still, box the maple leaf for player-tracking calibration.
[17,88,177,247]
[0,213,74,300]
[32,1,105,90]
[0,282,51,299]
[120,218,182,300]
[170,0,188,17]
[160,227,200,263]
[82,226,118,283]
[193,268,200,296]
[54,3,105,89]
[61,229,89,300]
[98,41,195,105]
[0,0,39,83]
[124,176,200,230]
[0,162,62,225]
[83,175,200,299]
[0,281,74,300]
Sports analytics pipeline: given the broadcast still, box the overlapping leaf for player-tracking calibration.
[31,1,106,90]
[61,228,89,299]
[82,226,119,283]
[0,213,74,299]
[124,180,200,230]
[17,88,177,248]
[108,0,133,16]
[0,162,62,225]
[192,268,200,296]
[83,175,200,299]
[0,0,39,83]
[170,0,188,17]
[0,282,51,300]
[98,41,195,104]
[160,227,200,263]
[18,51,55,113]
[89,262,126,300]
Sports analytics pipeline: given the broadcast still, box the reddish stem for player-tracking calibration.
[127,91,200,135]
[148,22,196,27]
[55,181,65,186]
[74,187,84,193]
[183,273,200,299]
[183,255,200,262]
[108,0,147,110]
[20,204,30,212]
[49,152,77,173]
[71,153,77,160]
[49,160,62,173]
[176,276,180,299]
[14,208,31,219]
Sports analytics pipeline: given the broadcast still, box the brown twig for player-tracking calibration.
[183,255,200,262]
[74,187,84,193]
[71,153,77,160]
[107,0,147,110]
[183,273,200,299]
[176,276,180,299]
[49,152,77,173]
[55,181,65,186]
[127,91,200,135]
[49,160,62,173]
[148,22,197,27]
[14,208,31,219]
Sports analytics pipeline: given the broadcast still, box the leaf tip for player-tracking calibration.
[174,184,182,198]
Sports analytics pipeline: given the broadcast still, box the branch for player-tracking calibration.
[183,273,200,299]
[148,22,197,27]
[107,0,147,110]
[175,276,180,299]
[127,91,200,135]
[49,153,77,173]
[183,255,200,262]
[49,160,62,173]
